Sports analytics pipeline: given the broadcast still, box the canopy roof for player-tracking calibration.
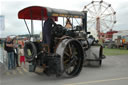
[18,6,85,21]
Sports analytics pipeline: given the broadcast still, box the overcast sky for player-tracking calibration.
[0,0,128,38]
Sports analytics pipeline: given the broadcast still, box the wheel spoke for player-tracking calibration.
[97,3,102,16]
[100,21,110,32]
[86,8,95,17]
[100,6,109,16]
[71,44,78,56]
[102,19,113,23]
[87,19,95,23]
[64,51,70,57]
[101,13,113,18]
[87,16,95,18]
[68,43,72,56]
[88,21,96,29]
[64,59,69,64]
[92,4,97,15]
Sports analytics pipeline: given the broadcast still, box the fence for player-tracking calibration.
[0,46,8,74]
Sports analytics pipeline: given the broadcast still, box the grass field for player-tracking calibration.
[103,48,128,56]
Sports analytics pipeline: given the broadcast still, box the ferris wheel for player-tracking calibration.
[83,0,116,39]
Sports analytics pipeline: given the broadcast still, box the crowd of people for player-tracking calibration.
[1,17,56,70]
[4,36,25,70]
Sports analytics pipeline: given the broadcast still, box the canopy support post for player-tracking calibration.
[82,11,87,38]
[31,20,34,35]
[30,9,34,36]
[63,17,64,26]
[24,19,31,39]
[41,8,44,42]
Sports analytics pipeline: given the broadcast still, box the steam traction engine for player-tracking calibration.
[18,6,105,77]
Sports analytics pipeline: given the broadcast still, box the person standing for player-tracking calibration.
[13,38,20,67]
[4,36,15,70]
[43,17,56,53]
[43,17,56,46]
[19,45,25,67]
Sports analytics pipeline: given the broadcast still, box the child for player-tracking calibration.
[19,45,25,67]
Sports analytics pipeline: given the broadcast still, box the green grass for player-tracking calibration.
[103,48,128,56]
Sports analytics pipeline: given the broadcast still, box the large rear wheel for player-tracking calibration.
[63,41,83,77]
